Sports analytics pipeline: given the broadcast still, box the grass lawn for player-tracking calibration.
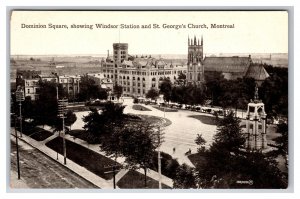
[132,104,152,111]
[45,136,120,180]
[30,130,53,141]
[67,106,104,112]
[152,105,178,112]
[188,115,217,125]
[68,129,88,141]
[117,170,171,189]
[138,115,172,127]
[16,123,53,141]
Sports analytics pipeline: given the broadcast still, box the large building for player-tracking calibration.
[203,55,270,84]
[87,73,114,91]
[101,43,187,97]
[16,70,81,100]
[187,36,204,83]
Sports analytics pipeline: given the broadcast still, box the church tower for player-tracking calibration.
[245,85,267,151]
[187,35,204,83]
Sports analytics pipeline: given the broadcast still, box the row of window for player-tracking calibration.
[123,87,145,95]
[120,81,147,88]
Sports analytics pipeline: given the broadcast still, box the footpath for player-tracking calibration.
[10,127,173,189]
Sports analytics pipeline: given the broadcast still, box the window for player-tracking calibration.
[152,78,156,81]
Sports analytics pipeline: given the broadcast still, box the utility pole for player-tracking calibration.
[13,90,23,180]
[14,115,21,180]
[104,164,121,189]
[56,86,59,160]
[15,86,25,137]
[157,126,165,189]
[58,98,68,165]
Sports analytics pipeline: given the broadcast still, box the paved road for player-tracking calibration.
[10,136,98,189]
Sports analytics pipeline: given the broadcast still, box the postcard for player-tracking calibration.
[9,10,289,190]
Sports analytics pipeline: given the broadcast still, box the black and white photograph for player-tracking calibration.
[8,10,289,190]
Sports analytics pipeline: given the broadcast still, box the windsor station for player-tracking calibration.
[10,36,288,189]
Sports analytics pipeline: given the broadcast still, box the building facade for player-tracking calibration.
[58,75,81,99]
[16,70,81,100]
[87,73,114,91]
[101,43,187,97]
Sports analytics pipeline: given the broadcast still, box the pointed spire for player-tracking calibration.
[188,36,190,46]
[107,50,109,58]
[201,35,203,45]
[194,35,197,45]
[198,39,200,46]
[254,84,259,103]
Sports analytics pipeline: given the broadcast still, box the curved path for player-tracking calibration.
[71,98,217,166]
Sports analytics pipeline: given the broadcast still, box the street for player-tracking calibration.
[10,136,98,189]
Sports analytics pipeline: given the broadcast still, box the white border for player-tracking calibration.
[1,0,298,199]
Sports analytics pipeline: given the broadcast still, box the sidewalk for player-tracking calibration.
[10,127,174,189]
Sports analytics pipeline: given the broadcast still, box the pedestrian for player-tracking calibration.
[173,147,176,153]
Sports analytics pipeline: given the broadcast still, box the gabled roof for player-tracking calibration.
[122,60,134,67]
[203,56,251,74]
[245,64,270,81]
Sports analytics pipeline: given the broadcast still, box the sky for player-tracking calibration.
[10,11,288,55]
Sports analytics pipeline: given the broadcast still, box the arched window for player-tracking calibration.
[137,77,140,81]
[123,76,125,79]
[142,78,145,81]
[133,77,135,80]
[152,77,156,81]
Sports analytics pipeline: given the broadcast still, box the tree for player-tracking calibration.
[34,80,59,126]
[259,66,288,116]
[213,111,245,153]
[121,122,158,188]
[195,134,206,153]
[274,123,288,168]
[82,102,126,143]
[159,78,172,102]
[194,111,287,188]
[78,75,99,101]
[65,110,77,130]
[113,84,123,100]
[146,88,159,102]
[173,164,197,189]
[178,72,186,80]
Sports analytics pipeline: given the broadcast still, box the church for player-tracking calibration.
[187,36,270,85]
